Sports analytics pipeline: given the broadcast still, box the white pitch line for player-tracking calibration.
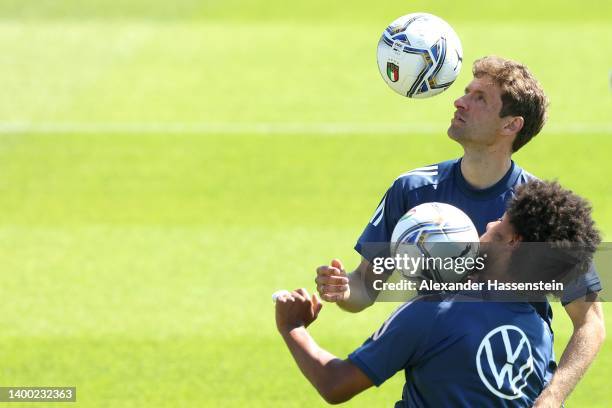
[0,122,441,135]
[0,122,610,135]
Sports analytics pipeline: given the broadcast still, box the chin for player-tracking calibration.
[447,126,462,141]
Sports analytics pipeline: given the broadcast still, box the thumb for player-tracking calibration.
[312,293,323,317]
[331,258,345,272]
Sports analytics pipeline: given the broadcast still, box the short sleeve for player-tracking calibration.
[347,299,439,386]
[561,263,602,305]
[355,178,409,261]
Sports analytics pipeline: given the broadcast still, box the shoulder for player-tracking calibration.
[390,293,455,322]
[519,169,538,183]
[513,163,539,185]
[503,164,539,198]
[372,294,447,340]
[391,159,457,192]
[408,294,536,320]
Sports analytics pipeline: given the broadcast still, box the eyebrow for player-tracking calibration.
[464,87,486,96]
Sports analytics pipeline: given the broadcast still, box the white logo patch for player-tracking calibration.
[476,325,534,400]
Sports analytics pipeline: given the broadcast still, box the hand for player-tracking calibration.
[275,288,323,334]
[315,259,350,302]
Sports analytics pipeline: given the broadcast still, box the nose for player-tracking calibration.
[454,94,467,111]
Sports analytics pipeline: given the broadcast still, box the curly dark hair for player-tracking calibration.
[505,180,601,297]
[507,180,600,247]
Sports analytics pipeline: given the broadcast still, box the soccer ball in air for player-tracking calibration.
[377,13,463,98]
[390,202,479,283]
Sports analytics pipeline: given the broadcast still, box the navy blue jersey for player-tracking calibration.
[348,295,555,407]
[355,158,601,315]
[356,159,533,255]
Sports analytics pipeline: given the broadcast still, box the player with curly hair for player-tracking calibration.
[278,179,600,406]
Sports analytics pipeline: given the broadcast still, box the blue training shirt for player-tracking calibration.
[355,158,601,318]
[348,294,555,407]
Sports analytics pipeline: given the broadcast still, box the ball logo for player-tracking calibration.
[476,325,534,400]
[387,62,399,82]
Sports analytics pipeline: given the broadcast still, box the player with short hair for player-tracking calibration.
[314,56,604,406]
[277,180,601,406]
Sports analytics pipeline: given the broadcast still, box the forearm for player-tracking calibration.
[536,302,605,406]
[280,326,342,399]
[337,270,376,313]
[545,324,604,403]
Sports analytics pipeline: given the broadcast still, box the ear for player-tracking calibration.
[503,116,524,136]
[509,234,523,248]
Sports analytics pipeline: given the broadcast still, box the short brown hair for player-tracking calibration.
[473,56,549,152]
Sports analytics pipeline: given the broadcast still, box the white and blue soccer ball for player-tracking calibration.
[377,13,463,98]
[390,202,479,283]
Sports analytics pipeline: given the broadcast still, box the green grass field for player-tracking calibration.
[0,1,611,406]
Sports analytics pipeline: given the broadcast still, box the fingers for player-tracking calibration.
[294,288,323,316]
[320,292,347,302]
[316,265,344,277]
[331,258,345,271]
[315,274,349,295]
[315,262,349,288]
[294,288,309,301]
[277,288,309,304]
[315,261,349,303]
[275,293,293,304]
[315,274,349,286]
[317,260,346,276]
[275,288,323,332]
[314,259,350,303]
[272,289,291,303]
[316,282,349,294]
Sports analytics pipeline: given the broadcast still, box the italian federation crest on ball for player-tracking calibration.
[377,13,463,98]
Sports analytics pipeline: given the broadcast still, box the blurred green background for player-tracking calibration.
[0,1,610,406]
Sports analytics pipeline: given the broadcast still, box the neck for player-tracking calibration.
[476,268,508,283]
[460,146,512,190]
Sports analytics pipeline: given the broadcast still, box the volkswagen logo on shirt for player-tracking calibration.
[476,325,535,400]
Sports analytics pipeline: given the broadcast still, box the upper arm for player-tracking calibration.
[347,299,439,386]
[564,294,605,333]
[320,359,374,404]
[355,178,408,261]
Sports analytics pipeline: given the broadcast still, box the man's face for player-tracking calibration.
[480,215,517,244]
[447,75,508,147]
[478,214,521,277]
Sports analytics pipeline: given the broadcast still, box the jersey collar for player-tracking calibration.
[453,158,523,200]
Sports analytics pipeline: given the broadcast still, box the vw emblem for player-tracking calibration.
[476,325,534,400]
